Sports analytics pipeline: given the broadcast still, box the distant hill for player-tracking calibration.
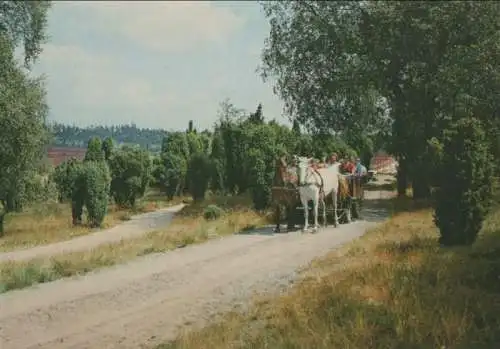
[49,123,168,153]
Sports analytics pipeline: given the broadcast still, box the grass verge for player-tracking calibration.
[0,194,266,293]
[159,199,500,349]
[0,190,186,252]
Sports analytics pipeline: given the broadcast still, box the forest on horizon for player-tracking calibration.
[49,122,171,152]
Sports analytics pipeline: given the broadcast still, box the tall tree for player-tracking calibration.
[260,1,500,199]
[249,103,264,124]
[0,1,52,234]
[101,137,114,161]
[359,1,500,198]
[85,137,105,162]
[292,119,301,135]
[0,1,51,67]
[260,2,384,133]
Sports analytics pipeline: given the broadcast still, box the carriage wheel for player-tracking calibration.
[345,206,352,223]
[286,206,295,231]
[337,197,351,224]
[352,200,360,220]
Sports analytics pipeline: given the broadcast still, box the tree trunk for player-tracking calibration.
[0,210,5,237]
[412,176,431,200]
[397,158,408,197]
[5,194,22,212]
[411,157,432,200]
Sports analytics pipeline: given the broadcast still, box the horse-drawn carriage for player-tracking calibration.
[271,156,365,232]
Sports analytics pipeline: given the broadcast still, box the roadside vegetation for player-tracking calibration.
[2,1,500,348]
[156,1,500,348]
[0,194,266,293]
[160,196,500,349]
[0,191,183,252]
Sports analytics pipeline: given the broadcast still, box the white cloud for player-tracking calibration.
[65,1,245,53]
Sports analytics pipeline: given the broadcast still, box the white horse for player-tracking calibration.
[295,156,341,232]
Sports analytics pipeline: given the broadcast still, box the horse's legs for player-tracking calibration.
[274,203,281,233]
[332,189,339,227]
[312,194,319,232]
[301,193,309,232]
[286,203,294,231]
[321,195,327,227]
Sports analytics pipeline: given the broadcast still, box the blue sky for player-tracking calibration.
[31,1,286,131]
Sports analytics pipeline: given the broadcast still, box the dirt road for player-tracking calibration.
[0,204,186,263]
[0,196,390,349]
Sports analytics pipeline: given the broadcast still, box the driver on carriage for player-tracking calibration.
[327,152,339,166]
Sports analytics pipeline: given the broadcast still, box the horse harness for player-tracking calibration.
[298,166,326,198]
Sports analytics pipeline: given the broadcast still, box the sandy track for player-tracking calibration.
[0,204,185,263]
[0,197,389,349]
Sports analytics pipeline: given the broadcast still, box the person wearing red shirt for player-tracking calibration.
[341,157,356,174]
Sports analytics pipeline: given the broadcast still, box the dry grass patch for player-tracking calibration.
[0,195,266,293]
[160,199,500,349]
[0,191,186,252]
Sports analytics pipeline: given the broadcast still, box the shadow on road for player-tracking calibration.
[359,206,390,223]
[237,191,413,236]
[237,225,284,236]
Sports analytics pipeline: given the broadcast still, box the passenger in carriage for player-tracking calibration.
[325,153,338,168]
[354,157,368,176]
[341,157,356,175]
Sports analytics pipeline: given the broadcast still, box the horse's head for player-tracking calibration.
[295,156,312,186]
[274,157,285,185]
[279,156,288,168]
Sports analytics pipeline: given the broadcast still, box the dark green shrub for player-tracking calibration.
[243,124,280,210]
[199,132,212,155]
[187,152,212,201]
[209,132,226,193]
[160,132,191,198]
[69,160,110,227]
[22,171,57,204]
[70,162,86,225]
[220,123,249,194]
[52,158,81,202]
[210,158,226,194]
[161,152,187,200]
[151,155,164,188]
[108,147,152,207]
[434,117,494,246]
[203,204,224,221]
[82,161,111,227]
[247,148,272,210]
[102,137,114,161]
[161,132,190,160]
[84,137,105,162]
[186,132,203,157]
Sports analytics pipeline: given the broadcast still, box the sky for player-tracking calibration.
[31,1,287,131]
